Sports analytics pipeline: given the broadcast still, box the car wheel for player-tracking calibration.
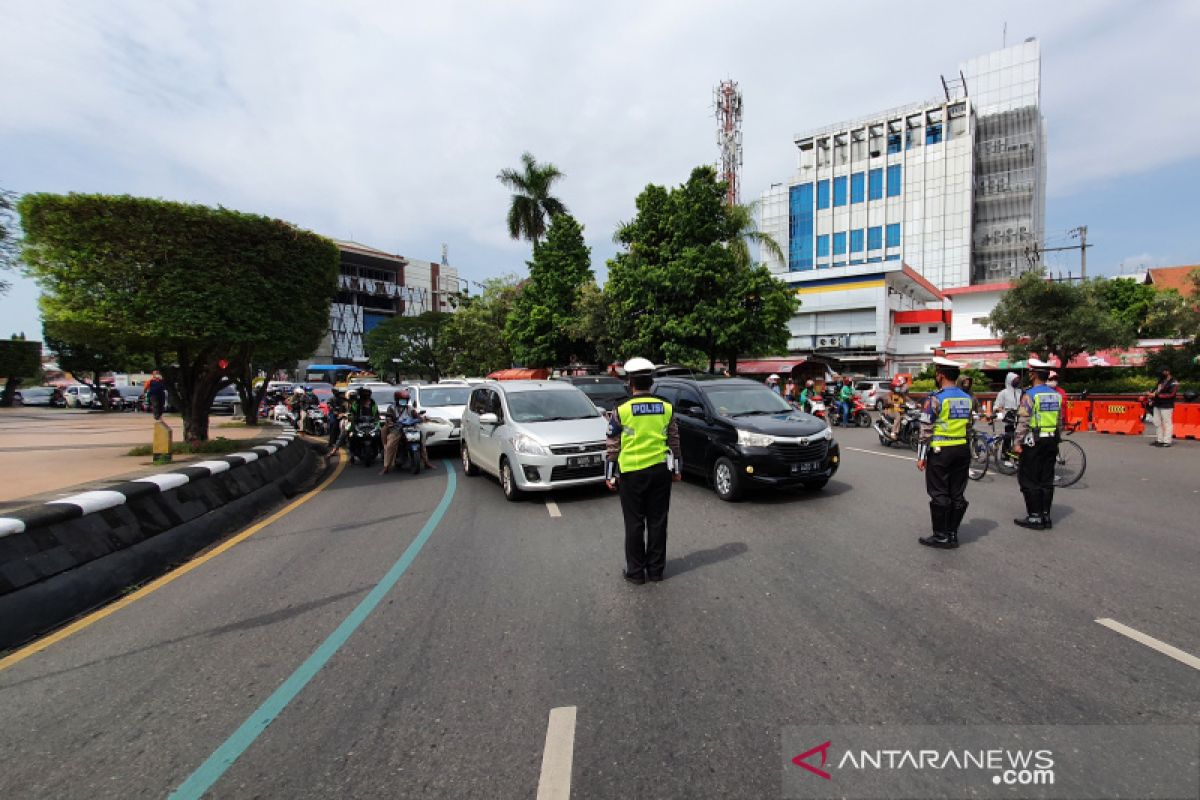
[461,442,479,476]
[712,456,743,502]
[500,458,522,501]
[801,478,829,490]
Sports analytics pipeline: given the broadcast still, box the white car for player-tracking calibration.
[460,381,608,500]
[64,384,95,408]
[406,383,472,447]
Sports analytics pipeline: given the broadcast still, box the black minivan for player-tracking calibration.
[652,376,840,501]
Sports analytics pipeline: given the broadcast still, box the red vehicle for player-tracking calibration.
[830,394,872,427]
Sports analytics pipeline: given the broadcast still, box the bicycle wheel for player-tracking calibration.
[993,443,1019,476]
[1053,439,1086,488]
[968,432,990,481]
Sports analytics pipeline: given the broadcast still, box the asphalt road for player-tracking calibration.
[0,427,1197,798]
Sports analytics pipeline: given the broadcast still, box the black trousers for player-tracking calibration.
[1018,438,1058,515]
[619,463,673,578]
[925,445,969,531]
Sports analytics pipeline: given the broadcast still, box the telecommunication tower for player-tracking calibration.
[714,80,743,206]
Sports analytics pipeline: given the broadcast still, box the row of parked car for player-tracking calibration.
[3,384,148,409]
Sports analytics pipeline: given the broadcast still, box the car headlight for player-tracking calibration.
[737,429,775,448]
[510,433,550,456]
[813,426,833,441]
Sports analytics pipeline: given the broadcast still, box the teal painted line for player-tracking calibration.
[170,461,459,800]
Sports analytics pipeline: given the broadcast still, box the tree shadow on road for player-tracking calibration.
[666,541,748,579]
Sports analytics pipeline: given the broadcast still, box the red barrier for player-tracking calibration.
[1064,400,1091,431]
[1091,400,1144,435]
[1172,403,1200,440]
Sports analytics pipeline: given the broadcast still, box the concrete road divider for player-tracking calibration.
[0,430,320,650]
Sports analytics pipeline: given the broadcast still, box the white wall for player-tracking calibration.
[947,291,1004,341]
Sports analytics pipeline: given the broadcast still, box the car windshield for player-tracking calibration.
[418,387,471,407]
[24,388,51,397]
[703,385,794,417]
[506,390,600,423]
[577,383,628,400]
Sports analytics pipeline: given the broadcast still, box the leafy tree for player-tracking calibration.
[564,280,615,366]
[1091,279,1195,338]
[363,311,450,382]
[497,152,568,248]
[19,194,339,441]
[0,187,17,294]
[43,322,152,406]
[441,276,520,376]
[606,167,797,370]
[727,199,784,271]
[0,338,41,406]
[985,271,1134,366]
[504,213,594,367]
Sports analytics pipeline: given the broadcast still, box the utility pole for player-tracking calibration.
[1029,225,1091,281]
[1077,226,1087,279]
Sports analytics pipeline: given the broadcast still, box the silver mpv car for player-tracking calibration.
[460,381,608,500]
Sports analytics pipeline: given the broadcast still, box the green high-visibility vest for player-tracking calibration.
[616,396,673,473]
[932,388,972,447]
[1029,385,1061,434]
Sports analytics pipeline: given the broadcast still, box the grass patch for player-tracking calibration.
[126,437,245,457]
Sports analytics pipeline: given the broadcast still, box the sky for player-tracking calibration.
[3,0,1199,339]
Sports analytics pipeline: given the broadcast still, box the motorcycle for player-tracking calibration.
[303,406,328,437]
[874,403,921,451]
[807,397,828,425]
[397,416,423,475]
[348,417,382,467]
[830,395,872,428]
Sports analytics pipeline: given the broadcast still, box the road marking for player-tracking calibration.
[170,461,458,800]
[844,445,917,462]
[546,499,562,517]
[537,706,577,800]
[1095,618,1200,672]
[0,452,348,673]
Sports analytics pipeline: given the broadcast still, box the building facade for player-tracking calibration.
[308,240,460,365]
[759,40,1047,375]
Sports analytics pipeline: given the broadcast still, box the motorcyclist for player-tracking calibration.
[836,376,855,428]
[889,377,911,441]
[326,388,345,448]
[799,379,817,413]
[381,389,425,474]
[287,386,309,430]
[327,387,371,457]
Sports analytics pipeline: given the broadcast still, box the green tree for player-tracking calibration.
[19,194,338,441]
[563,280,615,366]
[363,311,450,382]
[504,213,594,367]
[0,338,41,406]
[441,276,520,376]
[0,187,17,294]
[497,152,568,248]
[606,167,797,371]
[1090,278,1195,338]
[986,271,1134,366]
[43,322,151,406]
[727,199,784,271]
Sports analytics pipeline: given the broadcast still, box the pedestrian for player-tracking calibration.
[915,357,972,549]
[990,371,1023,464]
[605,357,682,585]
[1012,358,1063,529]
[1047,371,1067,405]
[144,370,166,420]
[957,374,981,416]
[766,374,782,395]
[837,376,854,428]
[1148,368,1178,448]
[784,378,798,404]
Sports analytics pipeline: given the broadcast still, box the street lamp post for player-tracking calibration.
[392,357,401,384]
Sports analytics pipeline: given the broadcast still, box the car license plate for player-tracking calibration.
[791,462,820,475]
[568,455,601,468]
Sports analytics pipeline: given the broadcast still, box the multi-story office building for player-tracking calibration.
[307,240,460,365]
[759,40,1046,375]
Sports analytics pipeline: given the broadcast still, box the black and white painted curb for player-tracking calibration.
[0,427,298,537]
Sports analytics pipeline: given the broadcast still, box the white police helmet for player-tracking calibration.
[623,357,655,376]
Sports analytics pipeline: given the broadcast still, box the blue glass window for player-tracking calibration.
[850,172,865,204]
[886,165,902,197]
[926,123,942,145]
[816,235,829,258]
[884,253,901,261]
[850,229,864,253]
[867,226,882,250]
[849,259,864,265]
[788,183,814,271]
[868,168,883,200]
[866,256,883,263]
[833,232,847,255]
[816,180,830,210]
[833,177,847,207]
[886,223,901,248]
[906,129,919,150]
[887,133,901,154]
[832,262,847,268]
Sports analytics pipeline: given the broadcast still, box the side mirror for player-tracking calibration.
[680,403,705,419]
[478,412,499,425]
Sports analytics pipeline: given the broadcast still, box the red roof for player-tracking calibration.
[1146,265,1198,297]
[736,358,809,375]
[941,281,1014,296]
[900,265,945,300]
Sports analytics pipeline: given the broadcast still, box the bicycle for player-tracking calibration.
[970,417,1086,487]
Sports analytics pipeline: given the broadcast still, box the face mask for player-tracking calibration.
[1048,381,1058,388]
[397,401,408,408]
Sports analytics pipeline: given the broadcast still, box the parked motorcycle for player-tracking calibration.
[874,404,921,451]
[348,417,382,467]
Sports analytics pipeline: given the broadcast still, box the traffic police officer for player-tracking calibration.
[1012,358,1062,529]
[605,358,682,584]
[916,357,972,549]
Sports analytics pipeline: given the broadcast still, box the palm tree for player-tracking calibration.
[727,199,784,270]
[497,152,568,248]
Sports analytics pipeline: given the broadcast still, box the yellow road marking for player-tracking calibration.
[0,451,347,672]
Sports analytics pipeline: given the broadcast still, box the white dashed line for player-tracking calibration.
[1096,618,1200,672]
[545,499,562,518]
[843,445,917,462]
[537,706,577,800]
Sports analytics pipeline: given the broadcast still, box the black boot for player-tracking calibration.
[920,504,958,549]
[1015,491,1044,529]
[1014,514,1045,530]
[1042,488,1053,529]
[950,501,969,536]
